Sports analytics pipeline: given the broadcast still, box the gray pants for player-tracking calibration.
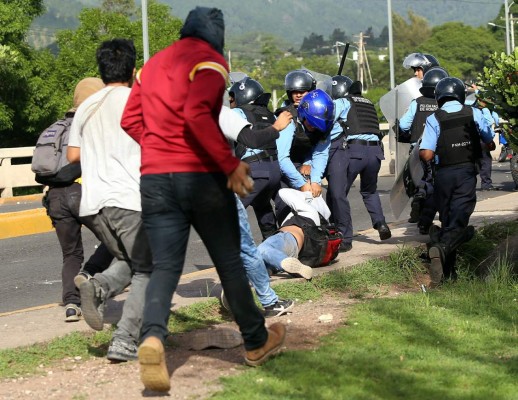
[82,207,152,343]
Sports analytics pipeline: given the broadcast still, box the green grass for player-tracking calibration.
[0,220,517,400]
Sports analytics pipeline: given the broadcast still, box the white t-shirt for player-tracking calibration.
[279,188,331,226]
[68,86,142,216]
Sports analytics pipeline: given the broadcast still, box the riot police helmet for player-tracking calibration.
[403,53,440,75]
[285,70,316,97]
[229,77,270,107]
[297,89,335,134]
[330,75,353,99]
[435,77,466,105]
[419,67,449,97]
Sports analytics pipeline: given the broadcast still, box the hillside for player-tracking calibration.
[32,0,502,48]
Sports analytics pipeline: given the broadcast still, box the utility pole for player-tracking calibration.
[354,33,372,91]
[505,0,511,55]
[387,0,395,89]
[141,0,149,62]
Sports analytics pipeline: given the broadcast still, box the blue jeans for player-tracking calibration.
[236,196,278,307]
[257,231,299,273]
[140,173,267,351]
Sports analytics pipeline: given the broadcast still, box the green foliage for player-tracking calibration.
[53,0,181,114]
[421,22,502,79]
[478,50,518,151]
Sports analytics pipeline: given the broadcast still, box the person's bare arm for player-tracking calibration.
[67,146,81,163]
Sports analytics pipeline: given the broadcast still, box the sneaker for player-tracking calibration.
[79,278,106,331]
[280,257,313,280]
[263,299,294,318]
[138,336,170,392]
[339,242,353,253]
[428,245,445,288]
[245,322,286,367]
[190,328,243,350]
[376,222,392,241]
[64,304,81,322]
[107,338,138,362]
[73,271,92,289]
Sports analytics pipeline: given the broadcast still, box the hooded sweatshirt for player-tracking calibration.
[121,7,239,176]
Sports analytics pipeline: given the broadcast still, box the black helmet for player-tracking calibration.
[419,67,449,97]
[435,77,466,105]
[403,53,440,74]
[229,77,267,106]
[285,69,316,95]
[330,75,353,99]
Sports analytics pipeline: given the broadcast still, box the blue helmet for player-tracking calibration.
[297,89,335,134]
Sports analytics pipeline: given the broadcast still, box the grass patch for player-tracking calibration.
[1,219,516,398]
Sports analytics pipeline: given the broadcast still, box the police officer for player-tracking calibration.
[229,77,285,239]
[330,80,391,252]
[402,53,440,80]
[398,67,449,232]
[276,89,333,221]
[419,77,494,287]
[276,69,317,116]
[327,75,354,252]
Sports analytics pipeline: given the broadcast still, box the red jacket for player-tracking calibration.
[121,37,239,176]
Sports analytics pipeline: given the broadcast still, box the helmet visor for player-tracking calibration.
[402,53,430,69]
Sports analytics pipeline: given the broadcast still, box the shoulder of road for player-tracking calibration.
[0,190,516,350]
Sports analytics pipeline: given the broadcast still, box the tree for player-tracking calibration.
[478,49,518,150]
[54,0,182,111]
[421,22,502,79]
[0,0,62,146]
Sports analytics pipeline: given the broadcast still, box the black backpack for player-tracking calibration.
[297,214,343,267]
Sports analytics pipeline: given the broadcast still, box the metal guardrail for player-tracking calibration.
[0,147,39,198]
[0,123,392,199]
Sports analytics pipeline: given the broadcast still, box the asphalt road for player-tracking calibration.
[0,163,515,313]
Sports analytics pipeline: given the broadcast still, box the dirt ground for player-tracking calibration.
[0,296,357,400]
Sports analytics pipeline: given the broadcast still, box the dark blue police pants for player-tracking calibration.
[434,164,477,245]
[240,159,281,239]
[479,148,493,189]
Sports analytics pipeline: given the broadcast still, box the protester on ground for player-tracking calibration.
[419,77,494,287]
[121,7,286,392]
[43,77,113,322]
[67,39,153,362]
[257,188,332,280]
[330,80,391,252]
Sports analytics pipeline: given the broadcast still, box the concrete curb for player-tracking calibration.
[0,208,53,240]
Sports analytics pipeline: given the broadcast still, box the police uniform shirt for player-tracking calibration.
[398,99,418,134]
[334,97,380,142]
[419,100,494,164]
[277,120,330,189]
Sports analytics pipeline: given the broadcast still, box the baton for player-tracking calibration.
[337,42,350,76]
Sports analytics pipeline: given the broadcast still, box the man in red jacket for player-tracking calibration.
[121,7,286,393]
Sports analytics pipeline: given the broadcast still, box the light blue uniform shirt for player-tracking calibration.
[398,99,418,133]
[330,97,379,142]
[420,100,494,163]
[277,119,330,189]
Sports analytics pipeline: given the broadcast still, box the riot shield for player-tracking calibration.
[389,143,424,219]
[303,67,332,96]
[379,77,422,178]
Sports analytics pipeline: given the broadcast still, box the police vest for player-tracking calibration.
[435,106,482,167]
[343,95,381,138]
[410,96,438,143]
[235,104,277,158]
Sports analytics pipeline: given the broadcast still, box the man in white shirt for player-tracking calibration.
[67,38,152,362]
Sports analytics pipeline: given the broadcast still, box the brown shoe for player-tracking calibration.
[138,336,170,392]
[245,322,286,367]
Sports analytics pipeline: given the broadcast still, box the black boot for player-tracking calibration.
[374,222,392,240]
